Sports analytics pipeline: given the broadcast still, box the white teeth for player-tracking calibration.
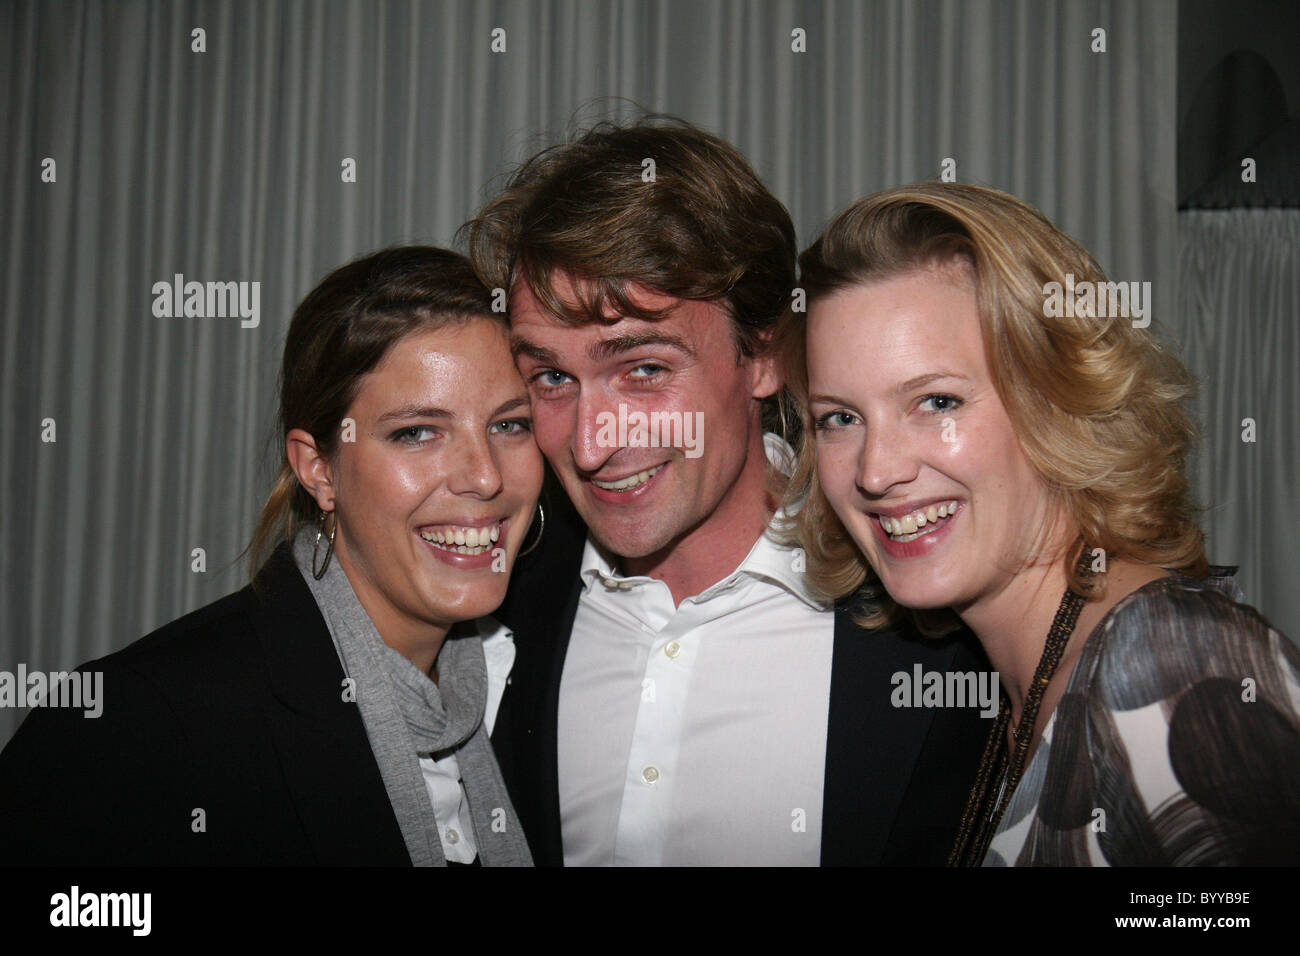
[881,501,959,540]
[419,522,503,555]
[593,464,664,491]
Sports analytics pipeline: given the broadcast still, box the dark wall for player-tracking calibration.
[1178,0,1300,203]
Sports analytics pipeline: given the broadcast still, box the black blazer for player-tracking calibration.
[0,543,412,865]
[490,490,992,866]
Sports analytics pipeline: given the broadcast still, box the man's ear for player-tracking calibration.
[286,428,336,512]
[748,330,782,401]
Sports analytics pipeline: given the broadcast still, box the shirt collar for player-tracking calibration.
[578,432,826,610]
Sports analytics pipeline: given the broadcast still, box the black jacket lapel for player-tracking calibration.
[821,607,975,865]
[492,481,587,865]
[534,576,582,864]
[248,544,411,865]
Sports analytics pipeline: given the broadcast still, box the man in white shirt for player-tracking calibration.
[466,117,989,865]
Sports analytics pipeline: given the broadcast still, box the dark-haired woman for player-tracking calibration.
[0,246,542,865]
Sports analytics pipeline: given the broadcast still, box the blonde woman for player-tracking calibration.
[777,183,1300,865]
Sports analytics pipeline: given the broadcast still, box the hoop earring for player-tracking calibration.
[518,501,545,558]
[312,510,337,580]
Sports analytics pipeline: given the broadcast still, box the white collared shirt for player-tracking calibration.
[557,434,836,865]
[417,617,514,864]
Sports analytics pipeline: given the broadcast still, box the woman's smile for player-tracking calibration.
[869,499,963,557]
[320,319,543,647]
[808,264,1062,615]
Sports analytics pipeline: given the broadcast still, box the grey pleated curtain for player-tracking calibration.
[2,0,1182,746]
[1179,209,1300,640]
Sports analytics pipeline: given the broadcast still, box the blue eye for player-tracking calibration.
[813,410,858,430]
[533,370,572,390]
[393,425,438,445]
[919,394,962,413]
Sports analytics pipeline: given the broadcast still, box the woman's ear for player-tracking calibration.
[286,428,336,512]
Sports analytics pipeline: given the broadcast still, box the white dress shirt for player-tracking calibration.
[557,434,836,866]
[417,617,514,863]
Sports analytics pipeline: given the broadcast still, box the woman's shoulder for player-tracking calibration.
[1055,567,1300,865]
[1077,566,1298,709]
[96,583,258,692]
[73,542,317,707]
[1069,563,1300,783]
[1104,566,1281,639]
[0,544,335,864]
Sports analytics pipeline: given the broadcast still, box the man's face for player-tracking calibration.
[510,278,778,561]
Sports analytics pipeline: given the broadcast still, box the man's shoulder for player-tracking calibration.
[830,603,988,672]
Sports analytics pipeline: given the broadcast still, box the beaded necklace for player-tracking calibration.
[947,552,1093,866]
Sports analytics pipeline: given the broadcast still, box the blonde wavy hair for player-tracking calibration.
[775,182,1208,631]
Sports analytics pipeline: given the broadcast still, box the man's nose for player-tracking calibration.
[571,388,618,473]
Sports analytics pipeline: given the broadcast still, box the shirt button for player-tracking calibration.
[618,580,635,590]
[445,828,460,844]
[664,641,681,659]
[641,766,660,784]
[602,579,619,590]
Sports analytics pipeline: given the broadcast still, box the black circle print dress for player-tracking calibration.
[984,569,1300,866]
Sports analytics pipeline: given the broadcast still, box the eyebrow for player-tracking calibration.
[807,392,855,408]
[491,396,531,417]
[510,331,695,366]
[375,396,529,426]
[807,372,971,407]
[511,337,559,364]
[587,332,696,362]
[892,371,970,395]
[376,404,454,425]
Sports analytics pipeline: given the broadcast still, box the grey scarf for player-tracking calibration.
[292,529,532,867]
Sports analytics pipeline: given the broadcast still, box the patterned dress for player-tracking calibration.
[984,569,1300,866]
